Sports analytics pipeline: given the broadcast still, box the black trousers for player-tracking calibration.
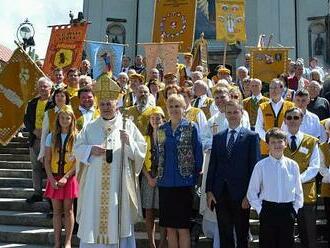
[215,187,250,248]
[297,204,316,248]
[259,200,296,248]
[324,197,330,248]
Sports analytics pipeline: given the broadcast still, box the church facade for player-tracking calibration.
[83,0,329,70]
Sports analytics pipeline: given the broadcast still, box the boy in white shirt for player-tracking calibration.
[247,127,303,248]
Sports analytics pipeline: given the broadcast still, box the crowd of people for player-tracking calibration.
[22,53,330,248]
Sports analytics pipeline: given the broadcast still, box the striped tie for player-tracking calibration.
[227,130,236,157]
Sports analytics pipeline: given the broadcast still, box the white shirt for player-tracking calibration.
[281,110,322,139]
[319,139,330,183]
[194,94,208,108]
[251,93,263,103]
[226,125,242,145]
[286,131,320,183]
[247,155,303,214]
[255,98,284,141]
[79,106,95,128]
[210,102,219,117]
[208,110,250,137]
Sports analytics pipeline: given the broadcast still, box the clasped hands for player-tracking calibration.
[91,130,130,156]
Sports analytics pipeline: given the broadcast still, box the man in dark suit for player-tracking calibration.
[206,100,261,248]
[24,77,53,203]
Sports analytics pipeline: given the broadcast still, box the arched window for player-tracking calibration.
[106,23,126,44]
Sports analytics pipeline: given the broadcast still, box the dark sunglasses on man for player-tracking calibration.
[286,115,300,120]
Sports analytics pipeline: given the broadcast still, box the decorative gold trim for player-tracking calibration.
[96,158,111,244]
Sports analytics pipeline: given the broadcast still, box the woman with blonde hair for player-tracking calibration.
[157,94,203,248]
[141,106,166,248]
[44,105,78,248]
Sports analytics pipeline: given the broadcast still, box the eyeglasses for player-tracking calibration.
[286,116,300,120]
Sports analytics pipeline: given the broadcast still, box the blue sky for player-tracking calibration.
[0,0,83,58]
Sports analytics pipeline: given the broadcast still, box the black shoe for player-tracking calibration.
[26,194,43,204]
[73,223,79,234]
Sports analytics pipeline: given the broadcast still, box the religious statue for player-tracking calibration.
[314,33,324,56]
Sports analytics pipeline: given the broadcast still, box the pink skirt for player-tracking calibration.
[44,175,79,200]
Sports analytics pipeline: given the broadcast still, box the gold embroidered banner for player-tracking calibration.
[249,47,291,83]
[192,34,208,72]
[152,0,197,53]
[215,0,246,44]
[0,47,45,145]
[43,22,88,77]
[143,42,179,80]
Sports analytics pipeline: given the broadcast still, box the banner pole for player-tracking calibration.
[222,42,227,66]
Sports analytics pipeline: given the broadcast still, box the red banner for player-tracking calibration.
[43,22,88,77]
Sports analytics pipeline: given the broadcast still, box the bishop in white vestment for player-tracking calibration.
[74,75,147,248]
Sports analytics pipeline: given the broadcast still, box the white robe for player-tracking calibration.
[74,113,147,246]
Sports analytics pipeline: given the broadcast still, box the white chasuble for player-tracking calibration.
[74,112,147,245]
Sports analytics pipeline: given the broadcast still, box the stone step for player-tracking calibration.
[10,137,28,143]
[0,188,38,198]
[0,161,32,170]
[0,169,31,178]
[0,178,46,188]
[0,199,50,212]
[0,244,53,248]
[0,211,155,231]
[0,148,29,154]
[0,224,167,247]
[0,211,52,228]
[0,142,29,148]
[0,154,30,161]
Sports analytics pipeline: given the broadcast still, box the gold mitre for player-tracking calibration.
[94,73,122,101]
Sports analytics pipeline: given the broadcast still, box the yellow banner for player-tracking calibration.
[143,42,179,80]
[152,0,197,53]
[249,47,291,83]
[216,0,246,43]
[192,35,208,71]
[0,48,45,145]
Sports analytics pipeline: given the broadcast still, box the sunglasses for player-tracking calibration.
[286,116,300,120]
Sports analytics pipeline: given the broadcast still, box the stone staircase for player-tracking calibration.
[0,133,328,247]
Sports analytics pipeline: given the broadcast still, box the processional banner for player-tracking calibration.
[215,0,246,43]
[0,47,45,145]
[43,22,88,77]
[152,0,197,53]
[86,41,125,79]
[249,47,291,83]
[191,34,208,72]
[143,42,179,79]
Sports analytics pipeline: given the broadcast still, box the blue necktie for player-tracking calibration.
[227,130,236,157]
[291,135,297,151]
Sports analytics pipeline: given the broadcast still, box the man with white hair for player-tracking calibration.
[192,80,214,119]
[191,71,203,83]
[236,66,249,94]
[148,68,160,82]
[117,72,129,92]
[80,59,91,76]
[24,77,53,203]
[307,80,330,121]
[196,65,214,90]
